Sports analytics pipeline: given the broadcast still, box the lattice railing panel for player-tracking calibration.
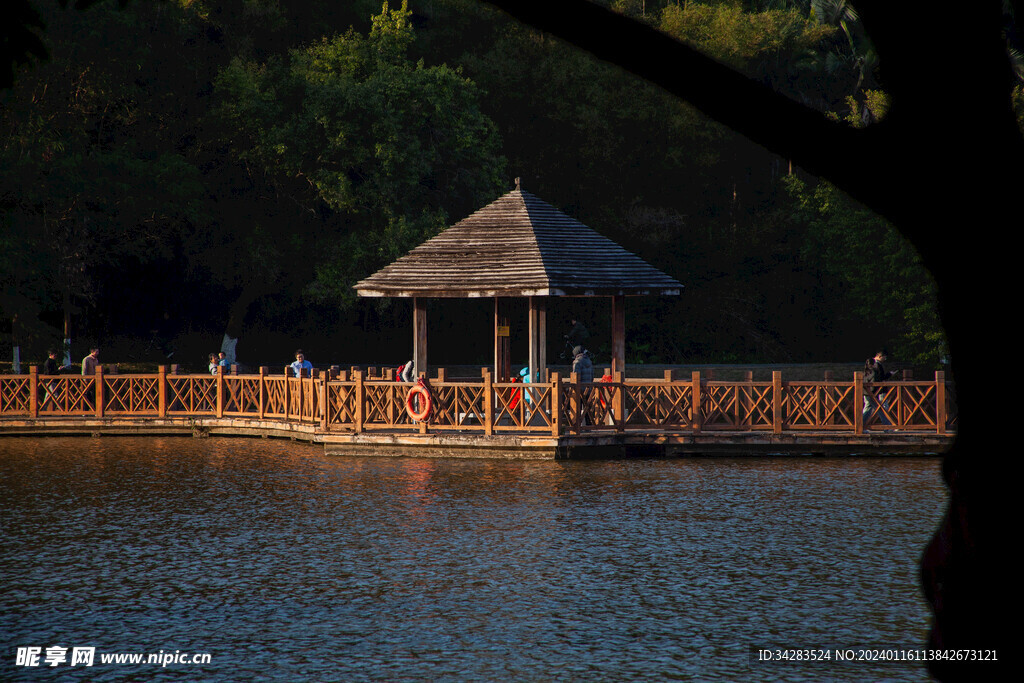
[104,376,160,414]
[166,377,217,414]
[576,382,618,430]
[223,377,261,415]
[363,383,411,427]
[0,376,31,413]
[326,383,356,427]
[262,377,288,418]
[38,377,96,414]
[623,383,692,428]
[702,383,773,430]
[428,383,487,428]
[783,383,856,429]
[864,383,939,430]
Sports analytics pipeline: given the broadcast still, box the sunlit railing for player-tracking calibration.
[1,365,955,436]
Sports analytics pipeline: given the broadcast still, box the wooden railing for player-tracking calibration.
[1,366,956,436]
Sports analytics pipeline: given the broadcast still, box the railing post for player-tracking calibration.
[418,372,428,435]
[216,365,224,418]
[29,365,38,418]
[613,370,624,432]
[570,371,581,433]
[742,370,753,428]
[691,371,701,433]
[936,371,946,435]
[772,371,782,434]
[483,368,493,436]
[663,369,675,424]
[320,372,329,432]
[259,367,267,419]
[158,366,167,418]
[95,365,104,418]
[854,371,864,435]
[824,371,833,426]
[354,370,364,434]
[550,372,561,437]
[284,368,291,420]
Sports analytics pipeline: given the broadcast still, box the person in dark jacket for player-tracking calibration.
[41,349,70,408]
[863,351,899,423]
[571,345,593,383]
[43,349,69,375]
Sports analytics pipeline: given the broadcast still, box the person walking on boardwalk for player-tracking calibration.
[289,349,313,377]
[43,348,70,376]
[81,348,99,375]
[42,349,70,408]
[863,350,898,424]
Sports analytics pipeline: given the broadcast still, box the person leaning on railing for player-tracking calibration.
[571,346,593,382]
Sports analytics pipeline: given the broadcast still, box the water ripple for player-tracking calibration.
[1,438,946,681]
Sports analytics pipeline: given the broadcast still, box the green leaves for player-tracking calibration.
[212,0,504,309]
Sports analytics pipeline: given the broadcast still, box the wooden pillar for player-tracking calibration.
[526,296,547,383]
[413,297,427,378]
[259,367,267,419]
[691,371,701,433]
[539,298,547,380]
[550,371,561,437]
[494,297,511,382]
[320,373,329,432]
[528,296,540,385]
[95,365,104,418]
[742,370,753,428]
[568,372,579,433]
[158,366,167,418]
[772,370,782,434]
[216,365,225,418]
[854,371,865,435]
[354,370,364,433]
[613,370,624,432]
[611,294,625,376]
[29,366,38,418]
[482,368,494,436]
[936,371,946,435]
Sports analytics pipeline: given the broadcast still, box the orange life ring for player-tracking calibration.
[406,379,433,421]
[598,374,613,409]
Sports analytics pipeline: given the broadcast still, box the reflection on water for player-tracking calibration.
[1,437,945,681]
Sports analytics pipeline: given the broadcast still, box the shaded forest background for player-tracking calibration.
[3,0,1017,372]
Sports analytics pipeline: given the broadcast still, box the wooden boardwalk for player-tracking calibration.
[0,366,955,458]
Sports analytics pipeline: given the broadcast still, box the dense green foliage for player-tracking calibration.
[3,0,998,370]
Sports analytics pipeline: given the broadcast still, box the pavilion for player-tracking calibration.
[353,179,683,381]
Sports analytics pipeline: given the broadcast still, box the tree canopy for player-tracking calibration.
[4,0,1010,370]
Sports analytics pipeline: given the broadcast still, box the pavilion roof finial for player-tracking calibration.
[515,176,521,191]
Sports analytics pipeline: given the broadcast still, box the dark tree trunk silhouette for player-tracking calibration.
[482,0,1017,678]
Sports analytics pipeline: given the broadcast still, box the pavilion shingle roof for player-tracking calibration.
[354,188,683,298]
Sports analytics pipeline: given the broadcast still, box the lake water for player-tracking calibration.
[1,437,947,681]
